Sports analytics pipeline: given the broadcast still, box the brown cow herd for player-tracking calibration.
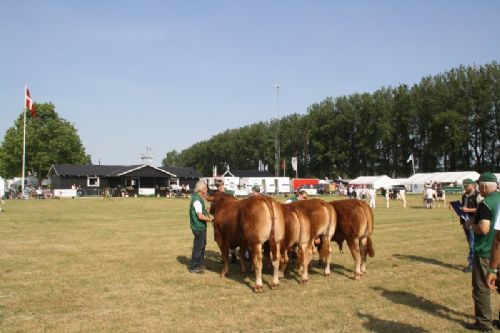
[208,192,375,292]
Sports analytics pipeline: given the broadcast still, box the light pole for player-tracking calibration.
[274,84,280,178]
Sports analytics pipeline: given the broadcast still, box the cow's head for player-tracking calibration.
[208,190,236,216]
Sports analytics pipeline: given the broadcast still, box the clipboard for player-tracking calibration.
[450,200,468,221]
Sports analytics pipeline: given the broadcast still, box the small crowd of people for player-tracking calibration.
[343,185,406,209]
[456,173,500,332]
[4,185,53,200]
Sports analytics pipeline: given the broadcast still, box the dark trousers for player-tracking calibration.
[463,224,474,266]
[189,228,206,270]
[472,255,492,329]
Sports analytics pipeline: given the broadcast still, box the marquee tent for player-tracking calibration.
[348,175,400,190]
[403,171,480,192]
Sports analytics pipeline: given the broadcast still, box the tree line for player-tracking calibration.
[163,62,500,178]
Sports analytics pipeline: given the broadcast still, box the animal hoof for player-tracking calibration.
[271,283,279,289]
[354,274,361,280]
[221,272,229,278]
[254,285,263,293]
[324,271,331,276]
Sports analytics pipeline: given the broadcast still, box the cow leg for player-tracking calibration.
[319,235,332,276]
[296,246,304,272]
[299,242,312,283]
[347,238,362,279]
[251,244,264,293]
[219,243,230,277]
[359,237,368,274]
[238,247,247,275]
[279,247,288,279]
[263,242,272,271]
[270,241,281,288]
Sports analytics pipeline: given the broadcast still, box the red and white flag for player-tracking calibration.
[25,86,36,117]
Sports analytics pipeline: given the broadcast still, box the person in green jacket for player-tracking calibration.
[189,180,213,274]
[286,189,308,203]
[464,172,500,332]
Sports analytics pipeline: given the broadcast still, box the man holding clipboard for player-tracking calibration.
[458,178,480,273]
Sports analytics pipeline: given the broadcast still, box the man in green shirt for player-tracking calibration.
[464,173,499,332]
[189,180,213,274]
[286,189,308,203]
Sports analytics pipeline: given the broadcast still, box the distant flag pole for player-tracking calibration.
[406,153,415,175]
[22,86,36,197]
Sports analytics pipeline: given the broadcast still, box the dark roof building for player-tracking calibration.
[49,164,201,197]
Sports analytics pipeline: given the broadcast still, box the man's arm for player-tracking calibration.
[197,212,212,222]
[486,232,500,290]
[473,219,491,235]
[193,200,213,222]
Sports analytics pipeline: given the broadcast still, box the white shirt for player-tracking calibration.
[193,200,203,214]
[493,206,500,231]
[424,188,435,199]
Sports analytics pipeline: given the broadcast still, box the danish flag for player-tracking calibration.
[25,86,36,117]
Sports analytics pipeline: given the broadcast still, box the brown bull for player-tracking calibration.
[209,191,285,292]
[289,199,337,282]
[328,199,374,279]
[270,204,309,281]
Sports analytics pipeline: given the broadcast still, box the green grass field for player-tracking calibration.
[0,195,498,332]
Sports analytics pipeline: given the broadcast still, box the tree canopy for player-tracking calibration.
[0,103,90,179]
[163,62,500,178]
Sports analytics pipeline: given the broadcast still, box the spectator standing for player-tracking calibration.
[367,187,376,209]
[464,173,499,331]
[461,178,480,273]
[188,181,213,274]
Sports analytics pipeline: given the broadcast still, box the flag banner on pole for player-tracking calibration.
[291,157,298,171]
[406,154,413,163]
[25,86,36,117]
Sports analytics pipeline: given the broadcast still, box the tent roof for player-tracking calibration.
[406,171,480,184]
[349,175,391,185]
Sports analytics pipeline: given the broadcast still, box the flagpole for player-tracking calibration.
[21,85,27,198]
[411,154,415,175]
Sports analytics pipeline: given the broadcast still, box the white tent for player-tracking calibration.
[405,171,480,193]
[0,176,4,198]
[349,175,400,190]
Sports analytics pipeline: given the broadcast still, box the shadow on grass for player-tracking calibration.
[372,287,469,324]
[357,312,429,333]
[177,251,257,291]
[393,254,463,271]
[281,258,353,281]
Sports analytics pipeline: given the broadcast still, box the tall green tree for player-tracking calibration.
[163,62,500,177]
[0,103,90,180]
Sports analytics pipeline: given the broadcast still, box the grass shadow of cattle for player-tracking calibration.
[372,287,469,325]
[275,256,353,281]
[357,312,429,333]
[176,250,263,291]
[393,253,464,271]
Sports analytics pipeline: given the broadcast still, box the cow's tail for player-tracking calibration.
[319,203,335,260]
[262,197,276,249]
[363,204,375,257]
[326,203,335,241]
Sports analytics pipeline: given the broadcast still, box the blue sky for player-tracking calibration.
[1,1,499,165]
